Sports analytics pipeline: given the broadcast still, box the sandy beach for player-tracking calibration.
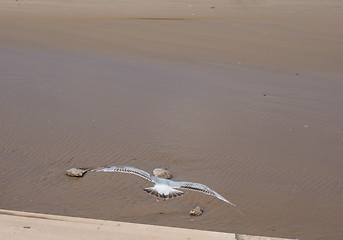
[0,209,295,240]
[0,1,343,240]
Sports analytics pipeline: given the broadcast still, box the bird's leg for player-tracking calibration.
[156,197,160,202]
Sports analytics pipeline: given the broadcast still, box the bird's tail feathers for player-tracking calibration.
[143,187,184,199]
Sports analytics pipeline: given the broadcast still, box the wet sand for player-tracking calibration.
[0,1,343,240]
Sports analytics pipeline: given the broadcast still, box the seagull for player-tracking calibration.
[81,165,242,214]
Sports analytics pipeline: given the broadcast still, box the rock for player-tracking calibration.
[235,234,280,240]
[189,206,203,216]
[66,168,87,177]
[153,168,172,179]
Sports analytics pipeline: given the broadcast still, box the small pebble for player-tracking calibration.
[189,206,203,216]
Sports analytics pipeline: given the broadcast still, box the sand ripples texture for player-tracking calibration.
[1,47,343,240]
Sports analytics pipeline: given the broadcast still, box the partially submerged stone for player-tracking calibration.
[235,234,283,240]
[66,168,87,177]
[153,168,172,179]
[189,206,203,216]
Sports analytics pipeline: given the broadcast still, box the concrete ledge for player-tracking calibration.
[0,209,293,240]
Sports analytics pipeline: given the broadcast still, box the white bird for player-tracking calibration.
[81,165,242,213]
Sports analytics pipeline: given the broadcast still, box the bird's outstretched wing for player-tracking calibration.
[174,181,239,208]
[84,166,155,183]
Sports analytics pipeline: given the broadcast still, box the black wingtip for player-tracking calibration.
[232,205,245,216]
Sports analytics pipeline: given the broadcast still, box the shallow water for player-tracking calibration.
[0,46,343,240]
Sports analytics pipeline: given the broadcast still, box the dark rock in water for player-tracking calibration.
[189,206,203,216]
[66,168,87,177]
[153,168,172,179]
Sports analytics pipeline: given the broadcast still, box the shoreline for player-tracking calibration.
[0,209,294,240]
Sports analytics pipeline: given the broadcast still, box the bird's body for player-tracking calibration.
[82,165,242,213]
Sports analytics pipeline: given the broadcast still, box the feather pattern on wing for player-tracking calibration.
[87,166,155,183]
[175,181,237,207]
